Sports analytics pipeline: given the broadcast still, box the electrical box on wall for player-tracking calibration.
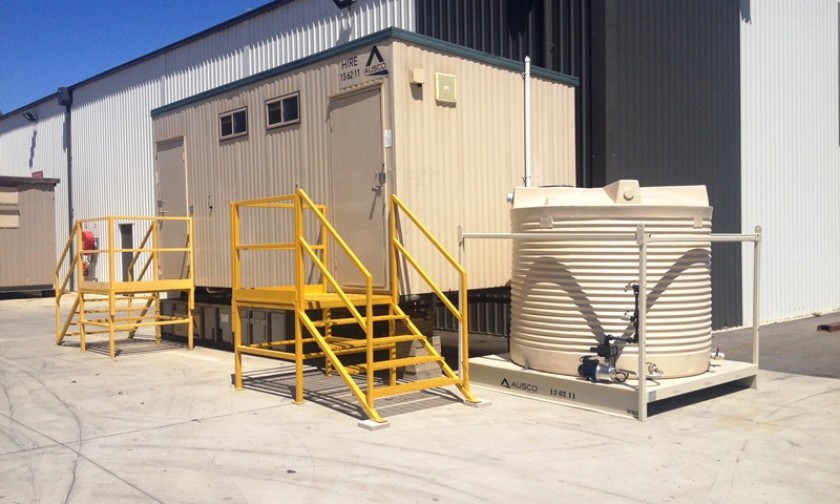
[435,73,457,104]
[410,67,425,85]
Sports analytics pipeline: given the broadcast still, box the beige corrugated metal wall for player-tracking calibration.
[154,54,354,287]
[154,37,576,292]
[390,41,576,293]
[0,179,58,290]
[740,0,840,323]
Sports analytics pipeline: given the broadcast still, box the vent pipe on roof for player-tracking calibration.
[524,56,532,187]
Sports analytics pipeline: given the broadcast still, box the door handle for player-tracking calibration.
[371,171,386,192]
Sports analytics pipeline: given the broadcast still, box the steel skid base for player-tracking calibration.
[469,353,758,420]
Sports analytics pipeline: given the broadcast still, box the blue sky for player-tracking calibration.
[0,0,274,114]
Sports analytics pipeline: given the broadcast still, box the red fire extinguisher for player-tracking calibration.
[82,230,95,253]
[82,230,97,278]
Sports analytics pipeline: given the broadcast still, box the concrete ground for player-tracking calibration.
[1,295,839,504]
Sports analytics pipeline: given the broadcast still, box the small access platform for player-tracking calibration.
[231,190,482,426]
[55,216,195,359]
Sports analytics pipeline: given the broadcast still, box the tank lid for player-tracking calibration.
[511,180,709,209]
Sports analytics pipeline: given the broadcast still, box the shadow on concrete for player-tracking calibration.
[62,337,187,358]
[713,314,840,380]
[237,366,463,421]
[648,381,754,417]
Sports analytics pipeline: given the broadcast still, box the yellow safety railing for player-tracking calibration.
[54,216,195,358]
[389,195,473,395]
[231,191,385,420]
[230,193,326,403]
[126,219,157,282]
[230,193,328,294]
[231,190,478,423]
[55,221,84,344]
[295,189,378,415]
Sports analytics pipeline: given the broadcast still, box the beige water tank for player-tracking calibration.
[510,180,713,378]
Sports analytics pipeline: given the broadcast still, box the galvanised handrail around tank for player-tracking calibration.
[459,226,762,421]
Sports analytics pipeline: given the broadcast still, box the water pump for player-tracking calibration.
[577,283,640,383]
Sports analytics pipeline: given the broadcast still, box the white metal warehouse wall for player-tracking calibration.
[0,0,414,277]
[0,103,69,260]
[740,0,840,323]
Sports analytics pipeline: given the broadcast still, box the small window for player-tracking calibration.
[220,108,247,140]
[266,92,300,129]
[0,187,19,228]
[0,209,20,229]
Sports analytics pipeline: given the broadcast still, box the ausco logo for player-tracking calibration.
[364,46,389,76]
[500,378,538,392]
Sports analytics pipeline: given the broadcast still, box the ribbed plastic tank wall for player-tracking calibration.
[510,180,713,378]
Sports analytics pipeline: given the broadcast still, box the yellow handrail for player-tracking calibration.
[231,189,478,420]
[297,188,376,411]
[54,215,195,355]
[389,194,470,385]
[230,194,327,287]
[55,221,81,342]
[127,220,155,281]
[295,189,374,339]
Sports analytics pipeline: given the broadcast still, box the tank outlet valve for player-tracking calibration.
[646,362,664,377]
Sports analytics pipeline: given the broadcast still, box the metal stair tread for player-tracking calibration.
[324,334,424,350]
[369,376,461,399]
[345,354,444,373]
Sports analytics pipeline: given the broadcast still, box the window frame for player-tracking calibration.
[219,107,248,141]
[265,92,301,130]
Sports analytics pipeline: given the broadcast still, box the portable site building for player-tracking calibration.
[151,28,577,295]
[0,176,59,293]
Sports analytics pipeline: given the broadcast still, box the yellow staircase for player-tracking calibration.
[232,189,478,425]
[55,216,195,359]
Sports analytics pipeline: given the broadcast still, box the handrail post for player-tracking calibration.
[636,224,648,421]
[76,222,84,285]
[152,219,160,282]
[107,217,116,359]
[187,216,195,350]
[752,226,762,371]
[232,202,244,389]
[389,196,399,303]
[294,192,306,404]
[366,275,375,412]
[460,266,469,389]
